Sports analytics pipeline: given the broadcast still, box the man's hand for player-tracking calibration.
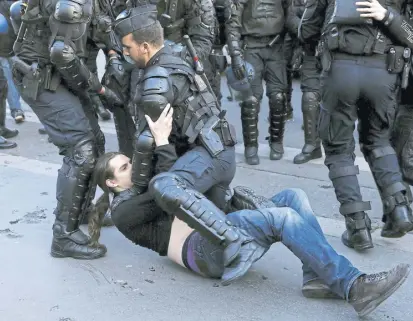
[145,104,173,147]
[356,0,387,21]
[231,55,246,80]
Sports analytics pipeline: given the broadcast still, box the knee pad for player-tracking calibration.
[149,172,189,206]
[302,92,320,113]
[72,138,98,173]
[269,92,286,110]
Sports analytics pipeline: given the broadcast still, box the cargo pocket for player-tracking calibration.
[317,104,332,143]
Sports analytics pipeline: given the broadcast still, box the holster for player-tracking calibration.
[387,46,405,74]
[199,116,237,157]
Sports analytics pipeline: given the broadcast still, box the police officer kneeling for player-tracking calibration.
[299,0,413,250]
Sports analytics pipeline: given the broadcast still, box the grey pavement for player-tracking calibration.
[0,55,411,321]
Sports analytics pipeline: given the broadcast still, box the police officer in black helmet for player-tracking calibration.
[299,0,413,250]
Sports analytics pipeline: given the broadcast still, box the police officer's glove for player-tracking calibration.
[231,55,246,80]
[99,86,124,110]
[105,54,125,85]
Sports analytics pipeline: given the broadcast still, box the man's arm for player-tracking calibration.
[225,0,245,57]
[298,0,327,43]
[184,0,216,63]
[380,8,413,49]
[283,0,300,37]
[154,144,178,174]
[48,0,122,104]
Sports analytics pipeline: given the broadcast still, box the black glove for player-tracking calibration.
[231,54,246,80]
[100,87,123,110]
[105,54,126,85]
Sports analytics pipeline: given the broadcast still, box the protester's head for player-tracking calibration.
[94,152,133,194]
[114,5,164,68]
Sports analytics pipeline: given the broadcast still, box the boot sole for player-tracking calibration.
[50,250,106,260]
[341,234,374,251]
[356,266,410,317]
[293,152,323,164]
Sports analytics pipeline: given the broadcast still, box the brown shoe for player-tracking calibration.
[302,279,342,299]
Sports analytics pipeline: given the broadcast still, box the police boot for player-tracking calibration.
[348,264,410,317]
[294,92,322,164]
[342,210,373,251]
[240,97,260,165]
[91,94,111,121]
[268,93,287,160]
[0,95,18,139]
[51,202,107,259]
[380,182,413,238]
[229,186,276,211]
[150,173,266,285]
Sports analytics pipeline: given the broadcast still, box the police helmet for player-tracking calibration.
[225,61,255,92]
[0,13,8,34]
[10,1,24,35]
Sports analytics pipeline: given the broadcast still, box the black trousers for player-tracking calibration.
[320,54,403,214]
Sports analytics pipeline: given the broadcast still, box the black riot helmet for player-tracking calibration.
[114,5,158,38]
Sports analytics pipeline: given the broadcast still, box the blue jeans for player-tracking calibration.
[226,188,362,300]
[0,58,22,111]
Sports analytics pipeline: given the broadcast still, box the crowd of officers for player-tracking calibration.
[1,0,413,256]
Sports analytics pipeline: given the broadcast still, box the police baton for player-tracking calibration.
[183,35,219,105]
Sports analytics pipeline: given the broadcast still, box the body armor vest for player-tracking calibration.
[324,0,405,55]
[241,0,285,37]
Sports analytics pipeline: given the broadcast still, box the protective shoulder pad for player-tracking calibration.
[141,66,170,95]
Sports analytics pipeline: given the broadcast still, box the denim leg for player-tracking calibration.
[271,188,327,283]
[0,58,22,111]
[226,207,362,299]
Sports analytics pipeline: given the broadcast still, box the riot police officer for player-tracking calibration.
[225,0,297,165]
[114,5,266,284]
[299,0,413,250]
[0,1,18,149]
[126,0,216,113]
[287,0,323,164]
[10,0,123,259]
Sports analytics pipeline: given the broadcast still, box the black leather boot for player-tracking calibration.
[348,263,410,317]
[240,98,260,165]
[341,211,373,251]
[230,186,276,210]
[294,92,323,164]
[268,93,287,160]
[381,184,413,238]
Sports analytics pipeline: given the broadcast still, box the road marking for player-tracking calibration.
[0,152,411,253]
[6,109,371,172]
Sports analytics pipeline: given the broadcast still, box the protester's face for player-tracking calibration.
[106,154,133,190]
[122,33,148,68]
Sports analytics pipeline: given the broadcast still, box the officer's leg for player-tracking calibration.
[149,146,266,284]
[321,61,373,250]
[265,44,288,160]
[362,70,413,237]
[242,49,264,165]
[0,74,17,149]
[283,33,294,120]
[294,55,323,164]
[19,84,106,259]
[85,46,111,121]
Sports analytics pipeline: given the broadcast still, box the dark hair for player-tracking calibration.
[93,152,122,194]
[131,20,164,47]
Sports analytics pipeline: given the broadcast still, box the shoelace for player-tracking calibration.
[364,271,389,283]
